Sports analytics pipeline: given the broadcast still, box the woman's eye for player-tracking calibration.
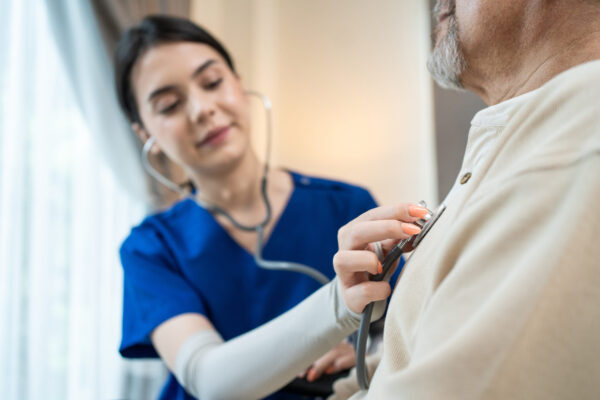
[205,78,223,90]
[158,102,179,114]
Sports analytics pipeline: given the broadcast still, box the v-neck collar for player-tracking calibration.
[190,170,299,258]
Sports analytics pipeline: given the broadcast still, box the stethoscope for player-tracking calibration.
[141,90,330,285]
[142,89,446,389]
[354,202,446,390]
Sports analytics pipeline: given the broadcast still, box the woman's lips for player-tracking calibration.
[198,126,231,147]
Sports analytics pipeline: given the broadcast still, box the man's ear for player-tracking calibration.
[132,122,160,155]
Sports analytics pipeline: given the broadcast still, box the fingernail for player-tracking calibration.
[377,261,383,274]
[402,223,422,235]
[325,365,335,374]
[409,205,429,218]
[307,369,316,382]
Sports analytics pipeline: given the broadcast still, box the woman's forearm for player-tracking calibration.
[174,278,362,400]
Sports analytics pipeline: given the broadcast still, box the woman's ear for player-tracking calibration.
[132,122,160,155]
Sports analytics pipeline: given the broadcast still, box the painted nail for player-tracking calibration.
[325,365,335,374]
[409,205,429,218]
[377,261,383,274]
[307,369,316,382]
[403,223,422,235]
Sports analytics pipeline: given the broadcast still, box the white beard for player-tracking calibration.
[427,15,465,90]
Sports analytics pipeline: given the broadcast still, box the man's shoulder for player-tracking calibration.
[487,60,600,183]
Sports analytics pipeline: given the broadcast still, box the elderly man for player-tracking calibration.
[331,0,600,399]
[168,1,598,398]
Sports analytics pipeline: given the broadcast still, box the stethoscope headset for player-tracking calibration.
[141,90,329,285]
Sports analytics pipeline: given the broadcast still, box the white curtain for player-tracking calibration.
[0,1,166,399]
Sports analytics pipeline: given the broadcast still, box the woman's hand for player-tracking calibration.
[333,203,429,314]
[301,341,355,382]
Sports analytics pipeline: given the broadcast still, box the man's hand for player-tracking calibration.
[301,341,356,382]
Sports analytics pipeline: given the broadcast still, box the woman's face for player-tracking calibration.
[131,41,250,175]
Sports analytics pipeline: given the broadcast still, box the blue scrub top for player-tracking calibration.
[119,171,404,400]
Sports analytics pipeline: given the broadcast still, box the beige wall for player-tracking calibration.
[191,0,438,207]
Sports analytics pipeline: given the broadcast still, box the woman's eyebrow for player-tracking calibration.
[191,59,216,79]
[147,59,217,103]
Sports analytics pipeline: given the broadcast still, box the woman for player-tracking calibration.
[115,15,420,400]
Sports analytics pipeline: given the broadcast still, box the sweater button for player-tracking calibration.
[460,172,472,184]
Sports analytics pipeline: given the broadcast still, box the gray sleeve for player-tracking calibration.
[173,278,368,400]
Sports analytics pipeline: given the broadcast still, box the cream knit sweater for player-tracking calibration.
[337,60,600,400]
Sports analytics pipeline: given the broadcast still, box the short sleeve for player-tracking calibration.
[119,222,208,358]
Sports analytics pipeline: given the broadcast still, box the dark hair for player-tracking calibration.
[114,15,235,125]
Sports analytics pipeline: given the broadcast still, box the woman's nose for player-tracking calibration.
[188,91,215,124]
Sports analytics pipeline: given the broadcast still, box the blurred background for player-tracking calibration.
[0,0,484,399]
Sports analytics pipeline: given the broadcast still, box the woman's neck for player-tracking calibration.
[188,151,264,213]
